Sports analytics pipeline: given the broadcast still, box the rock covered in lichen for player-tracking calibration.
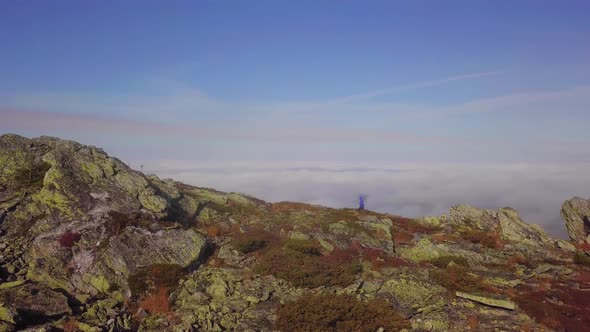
[171,267,301,331]
[449,204,553,247]
[561,196,590,243]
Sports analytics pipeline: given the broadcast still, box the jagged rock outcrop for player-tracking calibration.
[561,196,590,243]
[449,204,553,247]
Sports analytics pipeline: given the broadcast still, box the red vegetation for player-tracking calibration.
[462,229,504,250]
[430,232,460,243]
[515,283,590,331]
[466,315,479,329]
[579,241,590,251]
[253,247,361,288]
[62,318,80,332]
[575,270,590,283]
[430,264,487,293]
[393,231,414,245]
[275,293,410,332]
[128,264,183,296]
[58,231,81,248]
[361,247,412,270]
[507,254,535,269]
[206,225,221,237]
[139,287,170,314]
[321,243,411,271]
[394,217,439,235]
[231,228,281,251]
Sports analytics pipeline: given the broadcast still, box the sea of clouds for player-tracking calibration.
[146,161,590,239]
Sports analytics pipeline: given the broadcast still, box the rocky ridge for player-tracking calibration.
[0,134,589,331]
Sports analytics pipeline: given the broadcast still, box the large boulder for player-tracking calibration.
[0,134,210,300]
[0,283,71,324]
[26,221,208,297]
[448,205,553,247]
[561,197,590,243]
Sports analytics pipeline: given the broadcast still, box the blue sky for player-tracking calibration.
[1,1,589,234]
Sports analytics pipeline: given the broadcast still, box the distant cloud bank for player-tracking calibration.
[147,162,590,239]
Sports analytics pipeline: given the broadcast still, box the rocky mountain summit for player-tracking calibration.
[0,134,589,332]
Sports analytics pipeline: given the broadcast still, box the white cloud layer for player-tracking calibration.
[147,161,590,239]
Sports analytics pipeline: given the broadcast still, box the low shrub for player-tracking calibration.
[579,242,590,251]
[139,287,170,314]
[430,264,485,293]
[394,217,440,235]
[515,284,590,331]
[253,248,361,288]
[231,228,281,252]
[275,293,410,332]
[235,239,267,254]
[283,239,321,256]
[428,255,469,268]
[360,247,411,270]
[128,264,183,296]
[62,317,80,332]
[393,231,414,244]
[462,229,503,249]
[58,231,81,248]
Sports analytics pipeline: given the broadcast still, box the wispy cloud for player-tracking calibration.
[333,71,501,103]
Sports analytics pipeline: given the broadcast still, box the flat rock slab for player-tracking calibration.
[456,291,516,310]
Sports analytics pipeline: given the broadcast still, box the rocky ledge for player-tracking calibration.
[0,134,589,332]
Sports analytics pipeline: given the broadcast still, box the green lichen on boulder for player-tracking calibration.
[379,274,448,315]
[399,238,442,262]
[561,196,590,243]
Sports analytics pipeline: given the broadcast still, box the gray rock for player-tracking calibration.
[561,196,590,243]
[449,204,552,247]
[0,283,71,317]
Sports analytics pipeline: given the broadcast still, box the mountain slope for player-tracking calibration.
[0,134,589,332]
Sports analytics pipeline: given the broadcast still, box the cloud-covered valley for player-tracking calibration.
[148,162,590,239]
